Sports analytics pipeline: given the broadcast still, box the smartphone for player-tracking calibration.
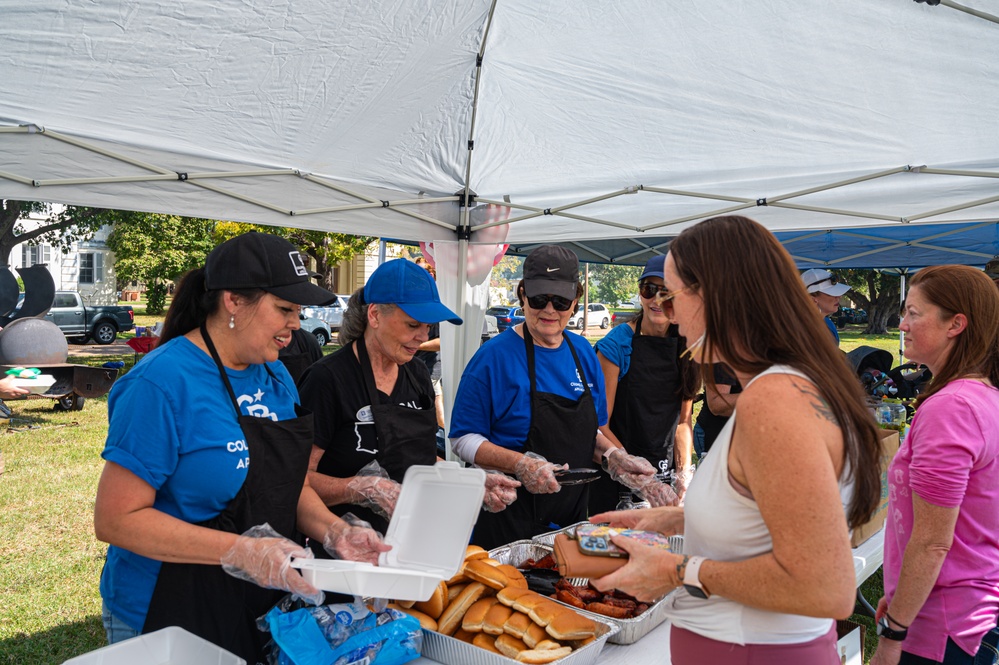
[574,523,673,558]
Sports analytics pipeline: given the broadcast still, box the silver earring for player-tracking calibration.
[228,315,235,329]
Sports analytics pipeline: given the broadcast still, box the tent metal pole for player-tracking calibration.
[0,170,35,186]
[764,166,910,204]
[919,167,999,178]
[769,201,899,222]
[643,202,757,231]
[904,193,999,222]
[940,0,999,26]
[304,175,458,229]
[41,129,176,175]
[899,272,907,363]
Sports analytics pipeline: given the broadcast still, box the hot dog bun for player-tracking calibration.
[523,622,549,648]
[516,646,573,663]
[545,611,598,641]
[497,586,534,607]
[393,606,438,631]
[472,632,502,654]
[465,558,511,590]
[482,602,514,635]
[497,564,528,588]
[461,597,500,633]
[415,580,448,619]
[438,582,489,636]
[465,545,489,561]
[503,610,533,639]
[495,633,530,659]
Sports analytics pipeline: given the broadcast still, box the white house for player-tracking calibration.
[10,208,118,306]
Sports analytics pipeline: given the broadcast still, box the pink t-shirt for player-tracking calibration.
[884,379,999,661]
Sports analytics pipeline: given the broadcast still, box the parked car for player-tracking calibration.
[485,305,524,332]
[835,307,868,327]
[482,313,499,342]
[302,294,350,330]
[40,291,135,345]
[568,303,610,329]
[611,310,638,327]
[298,313,332,346]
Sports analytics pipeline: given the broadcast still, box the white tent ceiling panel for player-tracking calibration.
[2,0,998,244]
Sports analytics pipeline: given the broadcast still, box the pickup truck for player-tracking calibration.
[42,291,135,345]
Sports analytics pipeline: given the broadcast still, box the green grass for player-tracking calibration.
[0,320,895,663]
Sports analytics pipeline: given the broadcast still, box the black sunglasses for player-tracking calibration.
[638,282,670,300]
[807,275,839,289]
[526,294,574,311]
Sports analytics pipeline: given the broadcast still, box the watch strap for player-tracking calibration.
[877,616,908,641]
[682,555,710,598]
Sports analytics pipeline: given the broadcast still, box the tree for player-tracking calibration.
[105,212,218,314]
[213,222,374,290]
[0,200,109,268]
[587,263,643,306]
[832,269,903,334]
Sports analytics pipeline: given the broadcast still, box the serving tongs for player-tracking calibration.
[553,467,600,485]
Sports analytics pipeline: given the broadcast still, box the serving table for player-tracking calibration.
[409,527,885,664]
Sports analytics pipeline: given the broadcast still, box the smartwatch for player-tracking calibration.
[600,448,617,472]
[877,616,908,641]
[681,555,710,599]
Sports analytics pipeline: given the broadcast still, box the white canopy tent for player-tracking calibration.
[3,0,999,430]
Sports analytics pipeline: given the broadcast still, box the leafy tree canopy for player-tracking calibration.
[830,268,903,334]
[587,263,643,306]
[0,200,108,267]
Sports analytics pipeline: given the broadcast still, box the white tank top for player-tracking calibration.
[668,364,835,645]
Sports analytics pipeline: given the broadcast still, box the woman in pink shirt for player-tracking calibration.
[872,265,999,665]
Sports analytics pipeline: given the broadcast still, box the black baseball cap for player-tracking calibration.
[204,232,336,306]
[522,245,579,300]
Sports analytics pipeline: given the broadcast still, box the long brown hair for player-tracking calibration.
[908,265,999,405]
[669,216,881,529]
[159,268,264,345]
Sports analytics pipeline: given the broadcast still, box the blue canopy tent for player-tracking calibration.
[504,220,999,271]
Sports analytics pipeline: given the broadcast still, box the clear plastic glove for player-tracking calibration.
[514,451,565,495]
[345,461,401,521]
[604,448,657,485]
[482,470,521,512]
[633,476,679,507]
[322,513,391,564]
[220,523,324,606]
[672,466,694,503]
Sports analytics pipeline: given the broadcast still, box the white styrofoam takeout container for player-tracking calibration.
[11,374,56,394]
[292,461,486,601]
[62,626,245,665]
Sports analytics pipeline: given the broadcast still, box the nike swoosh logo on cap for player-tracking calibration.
[546,267,560,272]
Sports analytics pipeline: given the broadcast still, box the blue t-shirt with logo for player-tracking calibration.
[99,336,300,631]
[450,327,608,451]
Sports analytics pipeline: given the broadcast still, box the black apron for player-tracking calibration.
[142,325,314,665]
[472,327,597,550]
[589,320,683,514]
[313,336,439,540]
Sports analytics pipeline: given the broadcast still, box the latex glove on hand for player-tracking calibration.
[345,460,401,521]
[345,476,401,521]
[672,466,694,504]
[482,470,521,512]
[633,476,679,507]
[514,451,566,494]
[220,523,324,606]
[604,448,657,487]
[323,513,391,564]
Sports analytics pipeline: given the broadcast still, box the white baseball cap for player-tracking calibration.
[801,268,850,297]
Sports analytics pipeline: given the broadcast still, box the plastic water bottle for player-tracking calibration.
[615,492,634,511]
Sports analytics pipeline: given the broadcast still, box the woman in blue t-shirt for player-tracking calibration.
[93,233,389,664]
[450,245,673,549]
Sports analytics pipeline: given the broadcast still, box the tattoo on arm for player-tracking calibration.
[791,379,838,424]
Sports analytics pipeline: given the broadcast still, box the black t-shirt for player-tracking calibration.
[695,364,743,453]
[413,322,440,377]
[298,343,435,528]
[277,328,323,383]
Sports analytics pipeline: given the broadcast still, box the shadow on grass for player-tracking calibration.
[0,615,106,664]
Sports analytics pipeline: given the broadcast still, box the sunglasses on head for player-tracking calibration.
[526,294,574,311]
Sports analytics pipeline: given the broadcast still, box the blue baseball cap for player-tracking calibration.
[639,255,666,281]
[364,259,463,325]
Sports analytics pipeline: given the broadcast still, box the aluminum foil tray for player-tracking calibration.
[421,615,618,665]
[492,530,683,644]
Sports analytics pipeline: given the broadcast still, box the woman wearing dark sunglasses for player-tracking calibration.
[449,245,665,549]
[590,255,701,514]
